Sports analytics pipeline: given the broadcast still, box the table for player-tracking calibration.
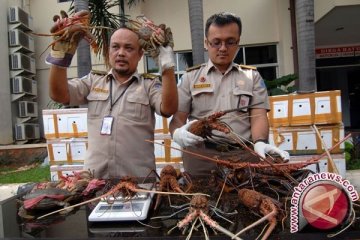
[1,179,360,240]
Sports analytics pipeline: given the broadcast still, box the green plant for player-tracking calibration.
[264,74,297,96]
[46,100,64,109]
[69,0,130,64]
[0,166,50,184]
[345,139,360,170]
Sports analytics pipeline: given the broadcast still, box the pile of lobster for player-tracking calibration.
[16,108,355,239]
[28,10,356,237]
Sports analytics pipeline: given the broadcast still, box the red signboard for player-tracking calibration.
[316,45,360,59]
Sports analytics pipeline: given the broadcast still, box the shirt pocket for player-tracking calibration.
[232,88,253,112]
[123,93,150,122]
[86,92,109,118]
[191,88,215,117]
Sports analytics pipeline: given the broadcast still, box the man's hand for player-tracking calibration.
[158,46,175,72]
[172,120,204,148]
[45,10,92,68]
[254,141,290,161]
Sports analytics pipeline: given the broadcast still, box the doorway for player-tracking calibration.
[317,66,360,129]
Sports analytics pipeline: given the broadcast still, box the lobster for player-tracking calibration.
[128,15,174,61]
[154,165,192,210]
[33,10,99,56]
[233,188,283,240]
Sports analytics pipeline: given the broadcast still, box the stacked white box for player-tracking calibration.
[154,114,183,168]
[43,108,88,179]
[268,90,346,174]
[269,124,345,155]
[46,138,88,165]
[49,164,85,181]
[290,154,346,178]
[43,108,88,139]
[268,90,342,127]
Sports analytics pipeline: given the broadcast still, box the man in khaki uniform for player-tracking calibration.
[169,12,289,175]
[47,11,178,179]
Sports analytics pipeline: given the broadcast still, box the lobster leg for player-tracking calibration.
[232,210,276,239]
[199,211,243,240]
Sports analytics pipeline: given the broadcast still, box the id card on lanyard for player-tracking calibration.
[100,116,114,135]
[100,78,133,135]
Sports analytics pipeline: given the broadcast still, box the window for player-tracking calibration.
[144,44,278,82]
[234,44,278,81]
[145,51,193,83]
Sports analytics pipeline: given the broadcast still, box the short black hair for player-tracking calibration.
[205,12,242,37]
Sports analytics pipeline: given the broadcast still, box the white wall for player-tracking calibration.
[8,0,353,139]
[0,1,14,144]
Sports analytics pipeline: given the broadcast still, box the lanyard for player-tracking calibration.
[109,78,134,113]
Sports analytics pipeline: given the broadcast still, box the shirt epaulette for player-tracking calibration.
[239,64,257,70]
[186,64,203,72]
[91,69,107,75]
[142,73,158,80]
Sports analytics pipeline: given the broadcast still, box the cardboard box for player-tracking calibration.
[269,124,344,155]
[43,108,88,139]
[50,164,84,181]
[154,113,172,134]
[268,90,342,127]
[290,154,346,178]
[154,114,182,164]
[47,138,88,165]
[154,133,182,164]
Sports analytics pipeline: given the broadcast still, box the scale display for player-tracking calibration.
[88,183,154,222]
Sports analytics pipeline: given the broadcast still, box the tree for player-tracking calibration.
[188,0,205,66]
[70,0,128,69]
[73,0,91,78]
[295,0,317,93]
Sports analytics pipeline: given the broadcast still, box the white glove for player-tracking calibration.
[254,141,290,161]
[172,120,204,148]
[158,45,175,72]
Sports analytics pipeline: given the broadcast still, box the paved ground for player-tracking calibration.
[0,183,24,202]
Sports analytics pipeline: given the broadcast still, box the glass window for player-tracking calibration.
[233,48,244,64]
[257,67,277,81]
[145,51,193,83]
[146,57,159,74]
[177,52,193,70]
[233,44,278,81]
[144,44,278,81]
[245,45,277,64]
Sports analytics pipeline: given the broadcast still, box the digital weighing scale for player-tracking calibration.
[88,183,155,222]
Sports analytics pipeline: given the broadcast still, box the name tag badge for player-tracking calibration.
[238,95,251,112]
[100,116,114,135]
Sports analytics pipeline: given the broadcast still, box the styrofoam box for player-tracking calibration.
[155,162,184,176]
[43,108,88,139]
[290,154,346,178]
[269,124,344,155]
[47,138,88,165]
[154,133,182,163]
[154,113,172,134]
[268,90,342,127]
[50,164,84,181]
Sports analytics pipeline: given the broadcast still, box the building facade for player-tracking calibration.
[0,0,359,141]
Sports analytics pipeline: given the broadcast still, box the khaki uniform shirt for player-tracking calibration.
[67,70,163,179]
[178,60,270,175]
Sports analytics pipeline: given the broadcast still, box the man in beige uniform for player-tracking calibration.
[169,12,289,175]
[47,11,178,179]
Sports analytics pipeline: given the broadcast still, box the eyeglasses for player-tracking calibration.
[207,39,239,49]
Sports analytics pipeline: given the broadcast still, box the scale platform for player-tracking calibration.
[88,183,155,222]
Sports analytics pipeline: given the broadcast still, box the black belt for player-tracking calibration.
[204,141,244,152]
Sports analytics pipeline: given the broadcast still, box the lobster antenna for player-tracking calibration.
[221,101,264,114]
